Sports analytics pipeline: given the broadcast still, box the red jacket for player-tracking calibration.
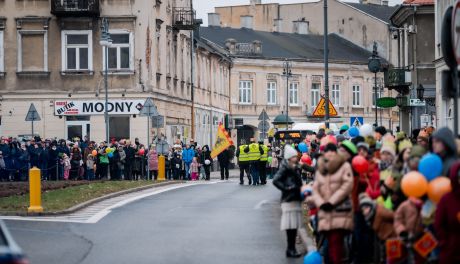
[435,162,460,264]
[365,160,381,199]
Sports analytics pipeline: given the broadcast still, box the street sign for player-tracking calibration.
[151,115,164,128]
[312,97,338,117]
[409,99,426,107]
[139,98,159,117]
[350,117,363,127]
[25,103,41,121]
[258,121,270,131]
[258,109,269,121]
[420,114,430,127]
[376,97,397,108]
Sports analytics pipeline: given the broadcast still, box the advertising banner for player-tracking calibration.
[54,99,146,116]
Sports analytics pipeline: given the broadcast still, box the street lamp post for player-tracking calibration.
[100,18,112,143]
[324,0,330,129]
[283,60,292,130]
[368,42,381,127]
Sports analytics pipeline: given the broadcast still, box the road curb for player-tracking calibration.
[0,181,185,217]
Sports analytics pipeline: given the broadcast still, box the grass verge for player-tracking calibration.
[0,181,158,213]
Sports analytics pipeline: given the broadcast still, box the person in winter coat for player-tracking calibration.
[62,153,71,180]
[171,154,182,180]
[432,127,458,176]
[273,145,303,258]
[0,151,6,181]
[148,147,159,180]
[190,157,200,181]
[435,161,460,264]
[86,154,95,181]
[310,143,354,264]
[182,144,195,180]
[394,197,424,239]
[17,143,29,181]
[200,145,212,181]
[70,146,82,180]
[117,146,126,180]
[217,148,231,180]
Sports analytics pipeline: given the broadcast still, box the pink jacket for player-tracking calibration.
[311,155,354,232]
[148,150,158,170]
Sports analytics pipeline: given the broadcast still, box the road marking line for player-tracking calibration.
[1,181,219,224]
[254,200,269,210]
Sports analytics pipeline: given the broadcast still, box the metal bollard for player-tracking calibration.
[158,155,165,181]
[28,167,43,213]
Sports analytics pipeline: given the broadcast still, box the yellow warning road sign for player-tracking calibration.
[312,97,338,117]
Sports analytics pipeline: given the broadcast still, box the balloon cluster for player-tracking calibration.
[401,153,451,203]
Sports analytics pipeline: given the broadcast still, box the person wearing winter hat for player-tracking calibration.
[336,134,346,145]
[374,126,387,141]
[339,140,357,161]
[408,145,426,171]
[416,129,430,150]
[273,145,303,258]
[435,160,460,264]
[311,142,354,264]
[432,127,458,176]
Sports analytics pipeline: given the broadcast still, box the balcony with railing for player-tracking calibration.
[172,7,196,30]
[51,0,100,17]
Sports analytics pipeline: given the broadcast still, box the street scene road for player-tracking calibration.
[4,178,305,264]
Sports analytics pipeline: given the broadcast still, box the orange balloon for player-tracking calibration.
[401,171,428,198]
[91,150,97,156]
[427,177,452,204]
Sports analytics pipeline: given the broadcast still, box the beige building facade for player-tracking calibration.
[0,0,231,146]
[213,0,399,64]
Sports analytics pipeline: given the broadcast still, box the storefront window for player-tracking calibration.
[109,116,130,140]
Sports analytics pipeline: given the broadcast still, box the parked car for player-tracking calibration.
[0,220,28,264]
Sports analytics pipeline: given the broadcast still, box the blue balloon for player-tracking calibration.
[108,152,114,158]
[418,153,443,181]
[348,127,360,138]
[304,251,322,264]
[298,142,308,153]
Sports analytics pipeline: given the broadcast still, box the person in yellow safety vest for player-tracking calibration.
[236,140,251,185]
[258,141,269,185]
[244,138,264,186]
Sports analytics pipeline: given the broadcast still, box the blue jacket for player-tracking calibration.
[182,148,195,163]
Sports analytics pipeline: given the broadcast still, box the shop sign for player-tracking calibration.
[54,99,146,116]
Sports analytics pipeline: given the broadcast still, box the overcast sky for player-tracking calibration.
[194,0,403,26]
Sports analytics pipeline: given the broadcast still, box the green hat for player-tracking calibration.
[341,140,358,155]
[340,124,350,131]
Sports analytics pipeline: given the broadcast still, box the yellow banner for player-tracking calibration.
[211,124,233,159]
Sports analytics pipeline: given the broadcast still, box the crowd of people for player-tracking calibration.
[270,124,460,264]
[0,137,234,182]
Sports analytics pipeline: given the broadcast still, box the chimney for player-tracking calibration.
[250,0,262,5]
[225,38,237,54]
[293,19,309,34]
[240,15,253,29]
[273,18,282,32]
[382,0,389,6]
[208,13,221,27]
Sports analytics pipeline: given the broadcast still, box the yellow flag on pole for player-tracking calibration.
[211,123,233,159]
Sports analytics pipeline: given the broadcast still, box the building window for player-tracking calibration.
[267,81,277,105]
[239,80,252,104]
[103,31,133,72]
[109,116,130,140]
[331,84,340,106]
[311,83,320,107]
[61,30,93,72]
[352,85,361,106]
[17,30,48,72]
[289,82,299,106]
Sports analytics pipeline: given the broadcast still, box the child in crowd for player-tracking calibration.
[190,157,199,181]
[86,154,95,181]
[62,153,71,180]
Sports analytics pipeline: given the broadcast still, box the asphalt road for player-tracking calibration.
[4,179,307,264]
